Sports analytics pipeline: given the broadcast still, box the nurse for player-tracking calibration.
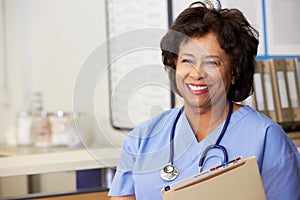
[109,2,300,200]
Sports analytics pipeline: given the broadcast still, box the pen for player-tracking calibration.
[210,156,242,171]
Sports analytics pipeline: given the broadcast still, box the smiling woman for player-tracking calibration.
[175,34,236,141]
[175,34,234,110]
[108,2,300,200]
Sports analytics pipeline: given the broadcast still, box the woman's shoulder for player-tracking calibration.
[230,105,298,161]
[234,104,280,127]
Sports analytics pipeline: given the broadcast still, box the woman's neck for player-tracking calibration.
[184,102,230,142]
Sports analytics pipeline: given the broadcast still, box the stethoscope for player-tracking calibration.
[160,101,233,181]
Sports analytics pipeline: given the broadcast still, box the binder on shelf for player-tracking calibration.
[285,58,300,122]
[161,157,266,200]
[265,59,293,123]
[295,58,300,97]
[253,60,268,116]
[262,60,278,122]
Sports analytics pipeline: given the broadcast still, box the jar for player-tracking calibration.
[16,111,33,146]
[50,111,71,147]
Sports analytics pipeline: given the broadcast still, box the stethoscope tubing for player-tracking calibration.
[169,107,184,165]
[163,101,233,180]
[198,101,233,170]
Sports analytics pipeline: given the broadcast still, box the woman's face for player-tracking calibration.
[175,32,234,110]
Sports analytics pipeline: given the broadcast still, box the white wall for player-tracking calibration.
[0,0,6,144]
[0,0,107,144]
[1,0,298,145]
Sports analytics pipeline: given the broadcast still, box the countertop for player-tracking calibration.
[0,145,120,177]
[0,132,299,178]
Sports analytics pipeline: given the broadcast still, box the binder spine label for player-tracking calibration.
[264,74,275,111]
[254,73,265,111]
[287,71,299,108]
[276,71,289,109]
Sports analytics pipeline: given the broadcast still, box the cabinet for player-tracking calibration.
[23,191,109,200]
[0,147,118,199]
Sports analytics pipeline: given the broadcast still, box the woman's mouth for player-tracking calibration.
[187,84,209,94]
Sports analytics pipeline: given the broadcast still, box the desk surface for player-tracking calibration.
[0,146,120,177]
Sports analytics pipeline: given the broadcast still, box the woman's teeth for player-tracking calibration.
[188,84,208,91]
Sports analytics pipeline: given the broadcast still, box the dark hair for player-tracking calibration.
[160,1,259,102]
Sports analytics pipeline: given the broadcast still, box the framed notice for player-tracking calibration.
[265,0,300,55]
[106,0,172,129]
[220,0,265,56]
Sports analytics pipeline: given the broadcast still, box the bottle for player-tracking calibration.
[16,111,33,146]
[34,111,52,147]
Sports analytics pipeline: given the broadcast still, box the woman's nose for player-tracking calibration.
[190,65,207,80]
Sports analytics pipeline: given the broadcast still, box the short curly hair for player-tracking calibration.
[160,1,259,102]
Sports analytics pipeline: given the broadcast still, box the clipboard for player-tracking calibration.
[161,156,266,200]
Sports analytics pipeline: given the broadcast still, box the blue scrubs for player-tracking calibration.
[109,106,300,200]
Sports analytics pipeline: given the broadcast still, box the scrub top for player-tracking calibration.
[108,106,300,200]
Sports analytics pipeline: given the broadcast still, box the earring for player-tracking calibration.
[231,78,235,85]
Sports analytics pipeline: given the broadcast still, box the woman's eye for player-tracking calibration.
[207,61,218,65]
[203,60,220,67]
[182,59,193,64]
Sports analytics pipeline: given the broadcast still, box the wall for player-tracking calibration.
[0,0,299,145]
[0,0,107,144]
[173,0,300,58]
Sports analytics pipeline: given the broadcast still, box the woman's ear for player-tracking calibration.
[174,57,178,69]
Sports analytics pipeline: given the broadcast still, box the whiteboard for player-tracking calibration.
[106,0,172,129]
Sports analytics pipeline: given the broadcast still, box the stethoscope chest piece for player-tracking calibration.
[160,164,179,181]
